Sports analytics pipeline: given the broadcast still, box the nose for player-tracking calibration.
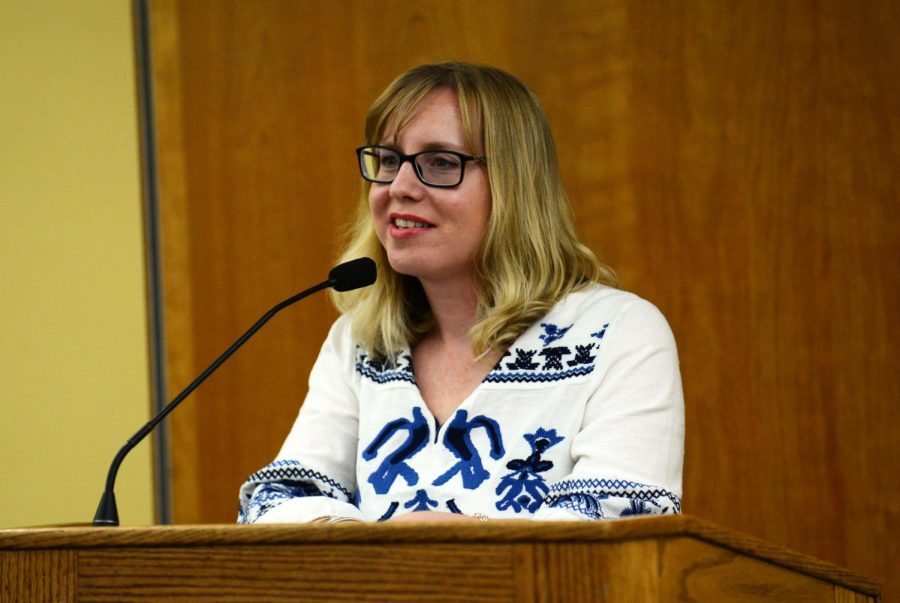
[388,159,424,201]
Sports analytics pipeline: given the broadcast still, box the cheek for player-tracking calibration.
[368,187,388,243]
[368,186,382,212]
[368,187,391,226]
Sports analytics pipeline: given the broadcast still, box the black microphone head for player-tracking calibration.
[328,257,377,292]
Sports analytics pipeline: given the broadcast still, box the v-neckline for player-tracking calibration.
[405,340,510,435]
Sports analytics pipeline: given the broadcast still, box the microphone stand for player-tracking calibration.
[93,280,331,526]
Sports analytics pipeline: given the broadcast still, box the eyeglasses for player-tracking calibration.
[356,145,486,188]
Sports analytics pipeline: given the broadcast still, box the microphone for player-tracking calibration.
[93,257,376,526]
[328,256,377,291]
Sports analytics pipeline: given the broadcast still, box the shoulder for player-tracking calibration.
[552,283,669,328]
[499,284,673,350]
[484,285,676,387]
[316,313,358,364]
[323,313,353,342]
[328,313,415,385]
[548,284,677,351]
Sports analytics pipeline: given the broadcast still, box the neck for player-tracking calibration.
[418,275,479,345]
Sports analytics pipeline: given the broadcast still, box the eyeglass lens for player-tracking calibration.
[359,147,464,187]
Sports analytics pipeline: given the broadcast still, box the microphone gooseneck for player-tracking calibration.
[92,258,376,526]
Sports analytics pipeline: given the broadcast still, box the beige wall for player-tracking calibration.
[0,1,153,527]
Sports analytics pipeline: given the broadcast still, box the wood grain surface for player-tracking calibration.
[0,549,76,602]
[144,0,899,598]
[0,517,882,601]
[2,516,878,597]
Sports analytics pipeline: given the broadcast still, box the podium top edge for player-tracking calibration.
[4,513,681,547]
[0,514,881,597]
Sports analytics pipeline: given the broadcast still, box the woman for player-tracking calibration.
[238,62,684,524]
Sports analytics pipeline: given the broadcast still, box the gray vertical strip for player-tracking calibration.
[134,0,171,524]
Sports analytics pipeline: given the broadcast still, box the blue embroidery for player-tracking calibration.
[238,459,352,524]
[356,348,416,384]
[544,478,681,519]
[378,502,400,521]
[495,428,564,513]
[244,459,352,501]
[566,343,596,367]
[484,365,594,384]
[524,428,565,451]
[404,489,439,512]
[539,322,572,346]
[433,410,505,489]
[505,348,540,370]
[242,482,320,522]
[590,323,609,340]
[621,498,652,516]
[551,492,607,519]
[486,322,612,383]
[539,346,571,370]
[362,407,429,494]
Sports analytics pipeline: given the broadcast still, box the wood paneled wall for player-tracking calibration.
[147,0,898,597]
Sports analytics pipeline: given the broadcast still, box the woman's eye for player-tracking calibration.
[428,153,461,170]
[379,154,400,168]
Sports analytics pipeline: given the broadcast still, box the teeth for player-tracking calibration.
[394,218,430,228]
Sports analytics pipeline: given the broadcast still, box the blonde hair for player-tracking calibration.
[331,62,618,359]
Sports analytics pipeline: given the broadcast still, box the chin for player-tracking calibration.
[386,258,425,279]
[384,253,437,281]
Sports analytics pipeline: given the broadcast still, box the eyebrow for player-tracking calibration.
[378,140,470,153]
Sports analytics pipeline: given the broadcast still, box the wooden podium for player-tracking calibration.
[0,515,880,602]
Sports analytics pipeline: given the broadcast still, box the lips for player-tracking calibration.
[389,213,435,230]
[394,217,430,228]
[386,213,433,239]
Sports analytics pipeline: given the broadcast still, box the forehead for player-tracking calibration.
[380,88,463,144]
[376,86,485,155]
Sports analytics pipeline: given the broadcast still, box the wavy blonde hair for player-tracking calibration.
[331,62,618,359]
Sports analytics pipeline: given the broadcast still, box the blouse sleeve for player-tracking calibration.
[238,317,364,523]
[532,298,685,521]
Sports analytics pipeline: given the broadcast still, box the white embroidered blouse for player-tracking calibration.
[238,284,684,523]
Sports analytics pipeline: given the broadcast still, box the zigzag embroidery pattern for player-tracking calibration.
[545,478,682,513]
[354,348,417,385]
[246,459,353,502]
[354,322,610,386]
[484,365,595,384]
[355,362,416,384]
[482,321,611,384]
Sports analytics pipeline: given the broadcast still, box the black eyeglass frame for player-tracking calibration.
[355,145,487,188]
